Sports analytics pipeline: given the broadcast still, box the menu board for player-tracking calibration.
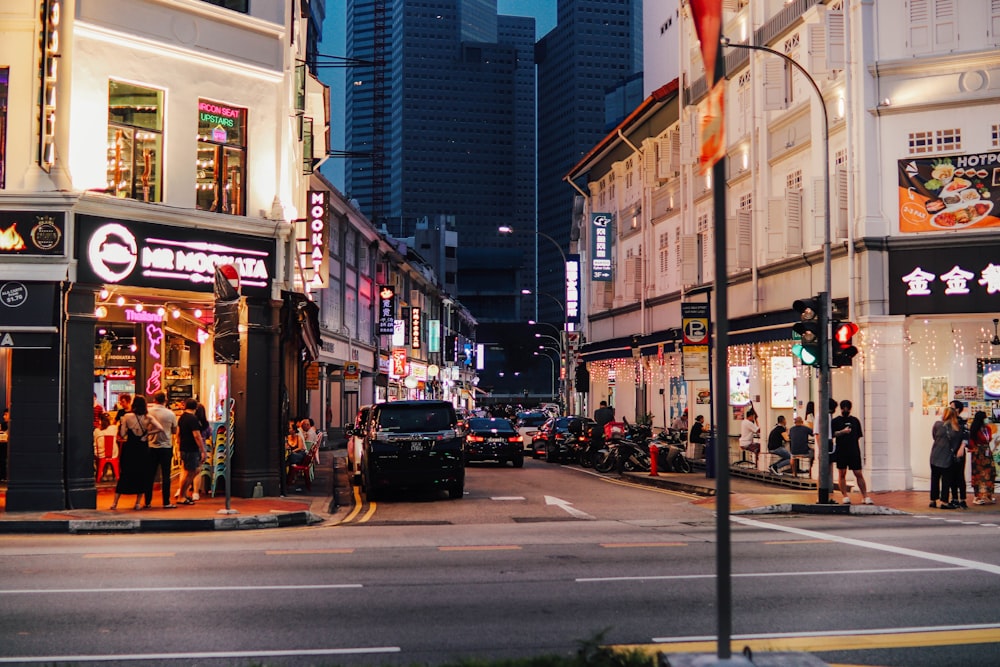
[729,366,750,406]
[770,356,794,408]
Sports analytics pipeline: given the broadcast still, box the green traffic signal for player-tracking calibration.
[792,296,824,367]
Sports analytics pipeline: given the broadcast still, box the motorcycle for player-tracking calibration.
[649,429,692,473]
[594,436,651,474]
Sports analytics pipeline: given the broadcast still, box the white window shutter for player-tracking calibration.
[812,177,826,244]
[934,0,956,51]
[826,10,846,70]
[658,136,674,179]
[763,60,787,111]
[808,24,827,75]
[736,209,752,269]
[680,234,698,285]
[992,0,1000,43]
[633,256,643,299]
[700,228,714,284]
[722,0,740,13]
[643,139,658,186]
[908,0,931,53]
[680,113,698,163]
[670,129,681,172]
[767,197,784,259]
[836,168,849,240]
[785,189,802,254]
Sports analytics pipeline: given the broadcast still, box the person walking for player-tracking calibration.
[175,399,206,504]
[830,399,872,505]
[145,391,179,509]
[110,396,162,511]
[766,415,792,475]
[930,406,964,510]
[968,410,996,505]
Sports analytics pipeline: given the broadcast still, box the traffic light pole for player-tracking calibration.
[816,293,833,504]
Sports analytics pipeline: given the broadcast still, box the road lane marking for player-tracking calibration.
[491,496,526,501]
[763,539,831,545]
[732,515,1000,575]
[336,487,364,524]
[631,623,1000,654]
[600,542,688,548]
[265,549,355,555]
[576,566,965,583]
[83,553,175,559]
[568,466,700,498]
[0,646,401,664]
[438,545,522,551]
[358,501,377,523]
[544,495,595,519]
[0,584,363,595]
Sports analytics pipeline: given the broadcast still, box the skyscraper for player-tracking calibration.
[535,0,643,325]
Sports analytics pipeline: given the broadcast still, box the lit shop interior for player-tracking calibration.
[92,288,230,422]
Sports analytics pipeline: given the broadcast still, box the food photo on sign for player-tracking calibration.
[898,153,1000,232]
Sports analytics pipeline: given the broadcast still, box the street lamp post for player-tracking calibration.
[721,36,834,505]
[533,351,556,400]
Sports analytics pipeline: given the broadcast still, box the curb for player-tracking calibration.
[0,511,324,535]
[621,472,716,496]
[733,503,909,516]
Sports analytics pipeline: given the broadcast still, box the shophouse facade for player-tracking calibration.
[568,0,1000,492]
[0,0,329,510]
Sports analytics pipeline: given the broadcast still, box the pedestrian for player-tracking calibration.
[788,416,814,475]
[739,408,760,454]
[175,399,206,505]
[948,400,970,508]
[803,401,816,432]
[930,406,964,509]
[594,400,614,430]
[671,408,689,435]
[766,415,792,475]
[145,391,179,509]
[93,411,117,459]
[830,399,872,505]
[110,396,162,511]
[968,410,996,505]
[689,414,706,447]
[114,394,132,424]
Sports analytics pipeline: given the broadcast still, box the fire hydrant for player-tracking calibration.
[648,443,658,476]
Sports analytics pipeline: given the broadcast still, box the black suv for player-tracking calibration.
[361,400,465,500]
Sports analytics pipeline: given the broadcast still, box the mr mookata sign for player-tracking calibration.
[76,215,275,298]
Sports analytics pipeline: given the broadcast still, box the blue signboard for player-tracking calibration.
[591,213,612,281]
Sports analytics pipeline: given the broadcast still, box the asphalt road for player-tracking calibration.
[0,459,998,666]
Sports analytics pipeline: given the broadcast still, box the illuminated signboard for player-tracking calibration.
[888,243,1000,314]
[391,347,408,378]
[0,211,65,256]
[566,254,580,324]
[301,190,330,290]
[76,215,274,297]
[197,100,246,147]
[378,285,396,335]
[410,307,421,350]
[591,213,612,281]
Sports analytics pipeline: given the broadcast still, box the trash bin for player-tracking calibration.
[704,432,716,479]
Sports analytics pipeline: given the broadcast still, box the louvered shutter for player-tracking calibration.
[826,10,846,70]
[785,189,802,254]
[658,136,674,179]
[767,198,784,259]
[643,139,657,186]
[934,0,956,50]
[992,0,1000,43]
[736,210,752,269]
[680,235,698,286]
[836,168,849,240]
[908,0,931,52]
[808,24,827,75]
[763,60,787,111]
[603,281,614,309]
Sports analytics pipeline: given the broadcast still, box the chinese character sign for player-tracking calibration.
[889,244,1000,314]
[378,285,396,335]
[897,152,1000,233]
[566,254,580,324]
[591,213,612,281]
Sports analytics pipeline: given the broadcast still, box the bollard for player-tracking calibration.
[649,443,658,476]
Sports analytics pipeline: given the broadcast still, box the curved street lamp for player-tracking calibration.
[533,351,556,399]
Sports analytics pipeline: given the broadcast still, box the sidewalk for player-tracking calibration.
[0,452,346,534]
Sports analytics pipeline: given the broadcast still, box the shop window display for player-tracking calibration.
[107,81,163,202]
[196,99,247,216]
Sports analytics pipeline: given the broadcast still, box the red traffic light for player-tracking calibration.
[834,321,859,345]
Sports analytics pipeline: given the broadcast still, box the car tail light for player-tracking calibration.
[467,435,485,443]
[508,435,522,443]
[555,433,565,440]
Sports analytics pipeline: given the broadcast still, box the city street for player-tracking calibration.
[0,460,998,666]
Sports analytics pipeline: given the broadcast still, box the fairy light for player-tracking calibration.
[156,306,166,318]
[134,303,143,312]
[194,308,203,318]
[100,289,110,300]
[116,295,125,307]
[95,305,108,318]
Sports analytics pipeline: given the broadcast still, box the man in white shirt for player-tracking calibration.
[146,392,179,508]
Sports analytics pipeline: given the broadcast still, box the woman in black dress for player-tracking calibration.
[110,396,163,510]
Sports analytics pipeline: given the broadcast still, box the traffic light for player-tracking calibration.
[830,320,859,367]
[792,296,824,367]
[213,264,241,364]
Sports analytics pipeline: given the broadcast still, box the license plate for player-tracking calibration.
[488,438,504,444]
[410,442,424,452]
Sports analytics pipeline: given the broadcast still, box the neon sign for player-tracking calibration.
[301,191,329,289]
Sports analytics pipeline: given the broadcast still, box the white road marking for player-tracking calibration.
[0,584,362,595]
[0,647,400,664]
[576,566,964,583]
[491,496,526,501]
[732,515,1000,575]
[544,495,595,520]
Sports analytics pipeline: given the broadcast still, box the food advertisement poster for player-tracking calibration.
[729,366,751,406]
[898,152,1000,233]
[770,356,795,408]
[980,361,1000,400]
[921,376,949,410]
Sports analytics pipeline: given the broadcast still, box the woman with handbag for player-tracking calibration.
[929,407,964,509]
[969,411,997,505]
[110,396,163,511]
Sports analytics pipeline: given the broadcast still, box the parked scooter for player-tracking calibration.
[649,428,692,473]
[594,430,651,474]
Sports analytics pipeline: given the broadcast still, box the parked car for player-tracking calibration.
[360,400,465,500]
[514,410,549,453]
[344,405,372,482]
[464,417,524,467]
[533,415,595,462]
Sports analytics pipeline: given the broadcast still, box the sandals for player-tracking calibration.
[133,503,143,511]
[181,498,196,505]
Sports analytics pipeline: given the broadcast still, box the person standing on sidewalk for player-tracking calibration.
[110,396,162,511]
[830,400,872,505]
[175,399,206,504]
[145,392,179,509]
[968,410,996,505]
[930,406,964,509]
[948,400,970,508]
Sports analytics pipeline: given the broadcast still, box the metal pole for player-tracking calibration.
[721,37,833,501]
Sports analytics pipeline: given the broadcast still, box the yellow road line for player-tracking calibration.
[357,501,377,523]
[438,545,522,552]
[600,542,688,548]
[83,553,175,558]
[335,487,363,524]
[613,627,1000,656]
[597,475,698,498]
[265,549,355,555]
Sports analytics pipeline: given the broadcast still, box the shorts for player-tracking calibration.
[181,451,202,472]
[834,443,862,470]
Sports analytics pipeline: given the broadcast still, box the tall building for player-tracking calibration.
[535,0,643,327]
